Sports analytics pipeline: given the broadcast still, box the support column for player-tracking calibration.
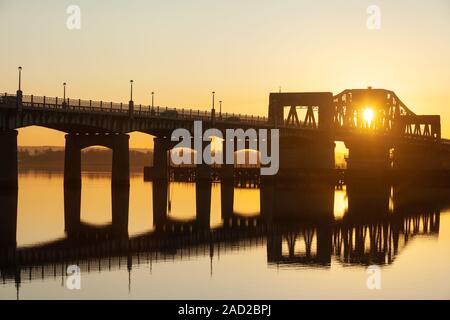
[260,176,275,222]
[220,136,234,222]
[196,163,212,229]
[345,138,391,171]
[221,133,235,178]
[152,137,170,180]
[196,140,212,228]
[221,163,234,180]
[111,134,130,237]
[0,130,18,191]
[112,134,130,186]
[278,135,335,179]
[0,191,18,248]
[64,134,81,187]
[394,142,442,171]
[220,179,234,223]
[65,133,130,186]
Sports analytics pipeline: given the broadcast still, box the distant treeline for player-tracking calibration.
[18,148,153,171]
[18,147,348,171]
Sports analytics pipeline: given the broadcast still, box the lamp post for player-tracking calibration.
[130,80,134,101]
[211,91,216,122]
[151,91,154,108]
[219,100,222,117]
[63,82,67,101]
[16,66,23,109]
[18,66,22,91]
[129,80,134,117]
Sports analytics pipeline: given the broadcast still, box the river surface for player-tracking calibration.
[0,171,450,299]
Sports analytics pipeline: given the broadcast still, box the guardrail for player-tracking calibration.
[0,93,269,125]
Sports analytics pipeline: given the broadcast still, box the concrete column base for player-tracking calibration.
[0,130,18,192]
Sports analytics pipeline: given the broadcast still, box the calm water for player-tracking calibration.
[1,171,450,299]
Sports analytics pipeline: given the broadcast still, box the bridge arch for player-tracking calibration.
[64,132,130,187]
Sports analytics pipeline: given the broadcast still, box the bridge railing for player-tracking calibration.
[0,93,18,104]
[396,115,441,142]
[1,93,268,125]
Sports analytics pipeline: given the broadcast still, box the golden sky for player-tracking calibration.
[1,0,449,148]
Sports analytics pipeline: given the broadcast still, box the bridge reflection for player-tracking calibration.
[1,178,449,290]
[64,185,130,240]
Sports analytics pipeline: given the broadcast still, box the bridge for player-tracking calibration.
[1,86,450,190]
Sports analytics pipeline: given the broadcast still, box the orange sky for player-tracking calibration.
[1,0,449,149]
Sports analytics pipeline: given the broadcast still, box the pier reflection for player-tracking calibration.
[64,185,129,240]
[1,175,450,289]
[0,191,17,248]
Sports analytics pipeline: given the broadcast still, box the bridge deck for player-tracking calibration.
[2,93,270,126]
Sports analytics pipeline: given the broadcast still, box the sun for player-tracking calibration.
[363,107,374,127]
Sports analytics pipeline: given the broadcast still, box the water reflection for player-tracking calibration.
[1,172,450,299]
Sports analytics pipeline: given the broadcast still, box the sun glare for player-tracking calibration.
[363,107,374,127]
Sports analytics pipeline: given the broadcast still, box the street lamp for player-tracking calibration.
[211,91,216,122]
[128,80,135,117]
[18,66,22,91]
[62,82,67,108]
[130,80,134,101]
[151,91,154,108]
[219,100,222,115]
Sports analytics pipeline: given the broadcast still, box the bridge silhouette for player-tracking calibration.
[2,84,450,298]
[1,86,450,190]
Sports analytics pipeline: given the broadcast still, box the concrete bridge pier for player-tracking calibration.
[221,164,234,180]
[196,163,212,228]
[394,142,442,172]
[64,134,82,187]
[220,139,235,222]
[0,191,18,248]
[0,130,18,191]
[220,178,234,223]
[64,133,130,187]
[152,137,170,180]
[259,177,275,222]
[278,135,335,179]
[194,139,212,228]
[345,138,391,172]
[111,134,130,186]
